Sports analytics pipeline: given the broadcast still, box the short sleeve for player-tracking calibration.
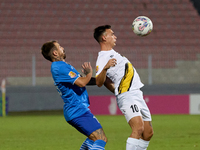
[51,62,80,84]
[96,56,106,76]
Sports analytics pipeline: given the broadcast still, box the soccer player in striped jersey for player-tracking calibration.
[94,25,153,150]
[41,41,107,150]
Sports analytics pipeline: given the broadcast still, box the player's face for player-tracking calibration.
[104,29,117,48]
[55,42,66,59]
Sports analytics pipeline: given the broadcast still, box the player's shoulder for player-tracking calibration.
[51,61,72,73]
[98,50,115,59]
[52,61,70,67]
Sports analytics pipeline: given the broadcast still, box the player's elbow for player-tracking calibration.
[78,81,88,87]
[97,84,103,87]
[96,76,104,87]
[74,79,87,87]
[78,83,86,87]
[96,81,103,87]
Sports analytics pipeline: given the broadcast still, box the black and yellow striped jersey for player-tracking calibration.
[96,49,144,95]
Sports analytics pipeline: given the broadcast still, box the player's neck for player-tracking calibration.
[52,57,65,62]
[100,44,113,51]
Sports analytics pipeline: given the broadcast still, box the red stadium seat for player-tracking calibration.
[0,0,200,82]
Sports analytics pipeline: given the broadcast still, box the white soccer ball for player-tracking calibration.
[132,16,153,36]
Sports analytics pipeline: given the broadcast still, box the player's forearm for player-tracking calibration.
[104,77,115,93]
[82,73,93,86]
[96,69,107,87]
[75,72,92,87]
[104,82,115,93]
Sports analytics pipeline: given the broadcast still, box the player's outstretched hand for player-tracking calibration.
[81,62,92,75]
[104,58,117,70]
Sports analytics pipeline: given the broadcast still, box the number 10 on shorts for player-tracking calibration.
[130,104,139,113]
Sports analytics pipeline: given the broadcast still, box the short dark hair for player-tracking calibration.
[94,25,111,43]
[41,40,57,62]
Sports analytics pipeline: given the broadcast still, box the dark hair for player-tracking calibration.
[94,25,111,43]
[41,40,57,62]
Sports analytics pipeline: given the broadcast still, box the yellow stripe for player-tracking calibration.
[118,62,134,94]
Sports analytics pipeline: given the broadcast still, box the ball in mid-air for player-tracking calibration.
[132,16,153,36]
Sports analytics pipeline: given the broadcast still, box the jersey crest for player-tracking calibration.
[68,71,77,78]
[96,66,99,73]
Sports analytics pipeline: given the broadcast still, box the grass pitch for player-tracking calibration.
[0,112,200,150]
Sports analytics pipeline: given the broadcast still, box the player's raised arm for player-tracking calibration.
[96,58,117,87]
[74,62,92,87]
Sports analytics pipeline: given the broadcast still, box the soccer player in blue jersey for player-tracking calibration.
[41,41,107,150]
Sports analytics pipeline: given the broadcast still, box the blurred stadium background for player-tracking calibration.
[1,0,200,113]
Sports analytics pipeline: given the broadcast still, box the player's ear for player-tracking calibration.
[102,35,106,41]
[52,50,58,56]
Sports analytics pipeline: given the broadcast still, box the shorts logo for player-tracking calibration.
[96,66,99,73]
[68,71,77,78]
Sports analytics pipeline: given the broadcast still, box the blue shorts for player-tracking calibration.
[67,111,102,136]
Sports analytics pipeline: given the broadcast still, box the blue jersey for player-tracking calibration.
[51,61,90,121]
